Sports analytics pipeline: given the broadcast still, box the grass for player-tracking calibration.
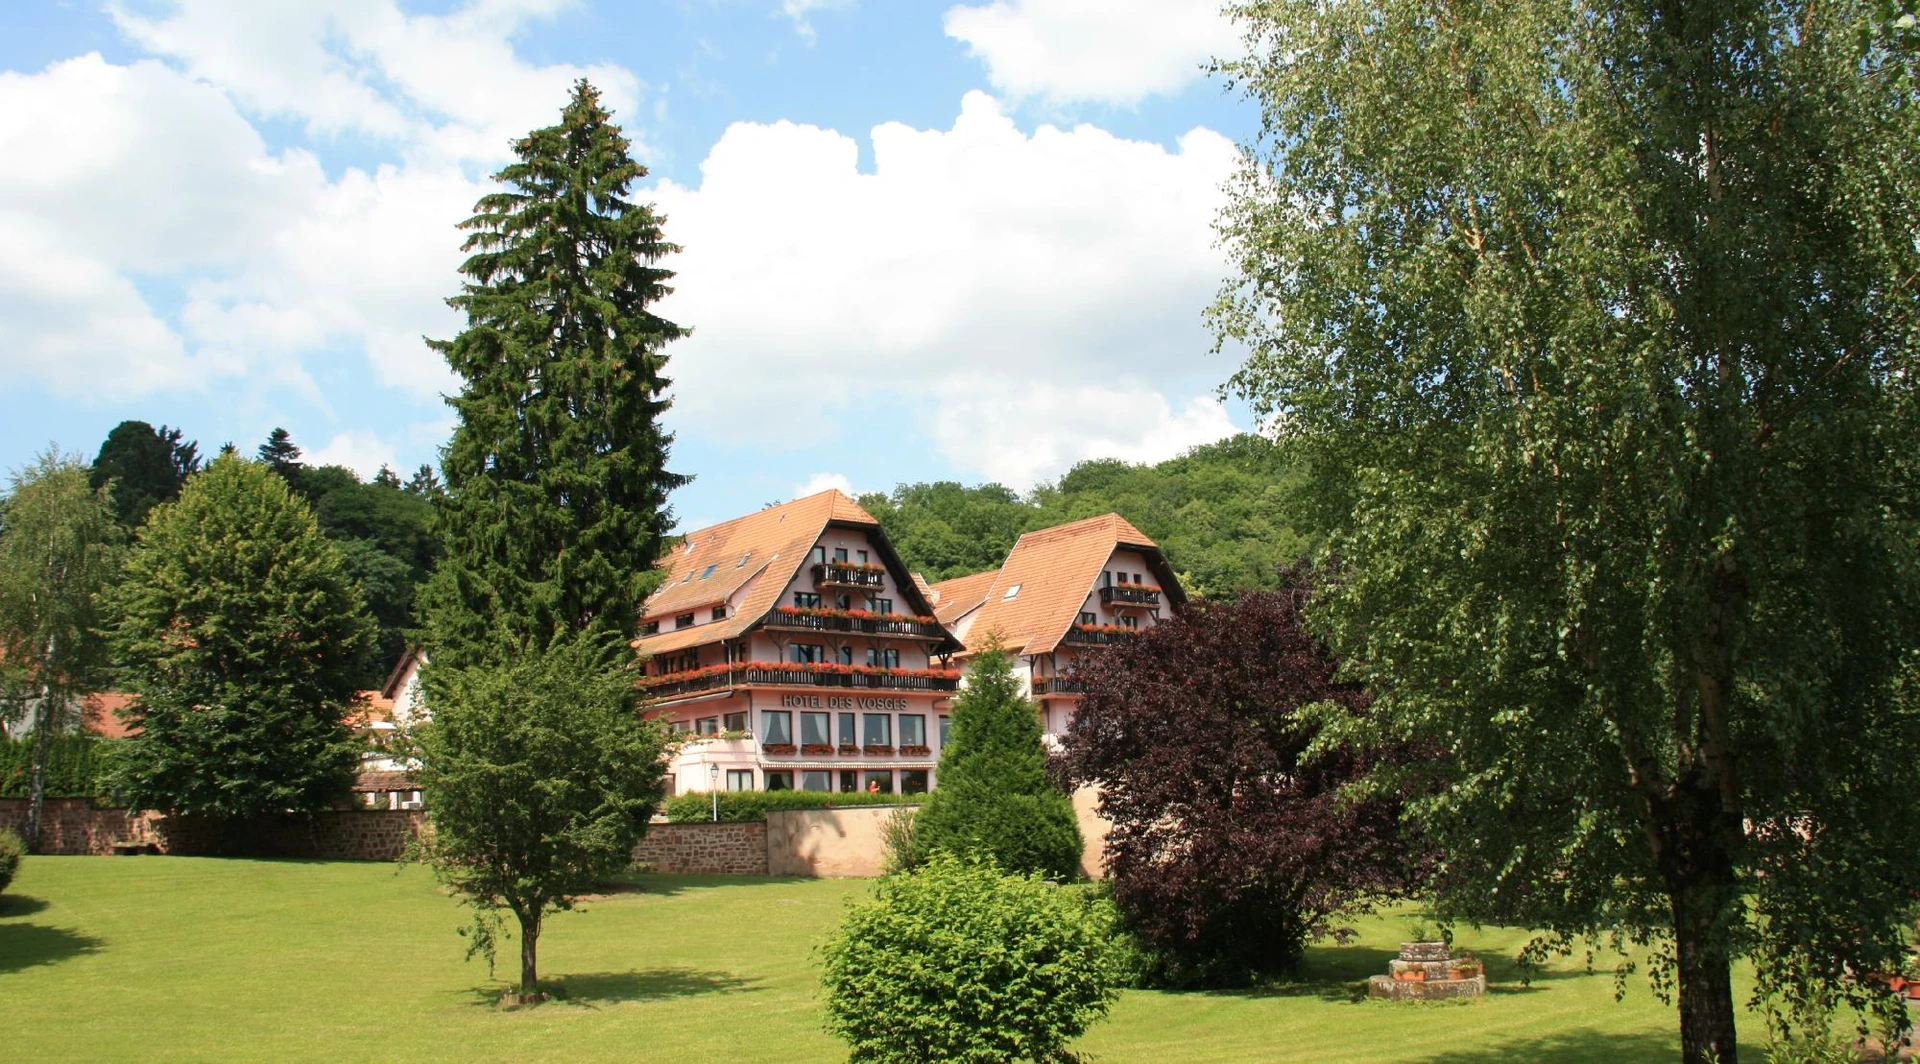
[0,856,1774,1062]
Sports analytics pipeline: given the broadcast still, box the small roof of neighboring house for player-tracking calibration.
[346,691,396,729]
[927,569,998,626]
[352,769,417,793]
[82,692,138,740]
[633,489,952,659]
[380,647,426,701]
[953,513,1185,656]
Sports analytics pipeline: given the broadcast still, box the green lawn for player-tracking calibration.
[0,857,1769,1062]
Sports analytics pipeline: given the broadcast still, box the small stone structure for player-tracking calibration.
[0,798,426,860]
[1368,941,1488,1001]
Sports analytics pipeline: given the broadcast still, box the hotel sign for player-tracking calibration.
[779,694,911,711]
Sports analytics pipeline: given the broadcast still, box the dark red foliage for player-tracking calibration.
[1064,574,1415,985]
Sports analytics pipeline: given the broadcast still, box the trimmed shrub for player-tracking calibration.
[906,648,1082,879]
[821,852,1122,1063]
[0,736,123,800]
[0,828,23,894]
[664,789,913,823]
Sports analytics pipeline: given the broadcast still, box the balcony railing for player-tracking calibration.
[645,670,736,698]
[1100,584,1161,608]
[1032,677,1087,696]
[643,663,961,696]
[1061,624,1138,647]
[764,608,945,639]
[813,562,887,589]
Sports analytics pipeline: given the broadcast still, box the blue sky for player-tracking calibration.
[0,0,1257,530]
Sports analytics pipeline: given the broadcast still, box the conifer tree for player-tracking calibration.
[89,421,200,530]
[256,428,303,493]
[907,647,1083,880]
[425,79,687,665]
[107,455,372,837]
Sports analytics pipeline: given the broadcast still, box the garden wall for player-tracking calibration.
[766,805,914,878]
[631,821,767,875]
[0,799,425,860]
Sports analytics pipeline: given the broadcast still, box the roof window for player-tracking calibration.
[700,564,718,579]
[737,552,751,568]
[1004,584,1021,600]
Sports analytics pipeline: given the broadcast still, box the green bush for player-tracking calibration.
[821,852,1123,1063]
[664,789,914,823]
[0,736,123,800]
[0,828,24,894]
[907,648,1083,879]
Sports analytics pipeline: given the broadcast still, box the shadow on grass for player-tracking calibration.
[0,894,51,918]
[0,922,104,974]
[1413,1027,1676,1063]
[592,873,815,899]
[471,967,763,1009]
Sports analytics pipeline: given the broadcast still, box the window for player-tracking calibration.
[762,711,792,745]
[696,717,719,735]
[837,646,854,666]
[812,546,827,565]
[669,650,698,672]
[668,720,691,734]
[801,771,832,793]
[901,770,929,795]
[836,593,854,610]
[737,551,752,568]
[839,770,860,793]
[1003,583,1021,600]
[1120,614,1139,629]
[857,550,869,564]
[939,715,951,746]
[862,771,893,795]
[867,597,893,614]
[899,715,926,747]
[834,547,849,563]
[793,592,822,609]
[726,769,753,792]
[863,714,892,747]
[1103,571,1112,587]
[641,621,659,635]
[675,613,695,629]
[1079,612,1096,625]
[791,643,825,664]
[681,570,693,583]
[727,643,748,663]
[765,771,793,791]
[801,712,831,746]
[866,648,899,669]
[838,712,857,747]
[723,711,748,733]
[700,564,718,580]
[712,606,728,622]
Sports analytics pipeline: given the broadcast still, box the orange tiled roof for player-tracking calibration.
[927,569,998,626]
[633,489,947,659]
[957,513,1182,656]
[346,690,396,728]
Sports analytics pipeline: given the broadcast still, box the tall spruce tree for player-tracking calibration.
[1214,0,1920,1058]
[107,455,372,838]
[425,79,687,665]
[907,647,1083,880]
[256,428,303,495]
[89,421,200,530]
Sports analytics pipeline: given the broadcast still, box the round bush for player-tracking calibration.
[0,827,24,895]
[821,852,1122,1063]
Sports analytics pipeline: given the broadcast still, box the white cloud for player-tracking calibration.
[795,471,856,498]
[651,92,1243,486]
[779,0,855,44]
[943,0,1240,106]
[309,430,398,480]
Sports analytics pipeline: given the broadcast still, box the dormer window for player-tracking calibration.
[641,621,659,635]
[675,613,695,629]
[712,606,728,621]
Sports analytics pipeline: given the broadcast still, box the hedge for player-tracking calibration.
[0,736,123,800]
[664,789,916,823]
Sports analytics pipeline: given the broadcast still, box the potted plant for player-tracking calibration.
[837,744,860,755]
[899,744,930,757]
[763,742,797,755]
[801,743,835,755]
[863,744,894,756]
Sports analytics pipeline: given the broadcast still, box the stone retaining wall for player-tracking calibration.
[631,821,767,875]
[0,798,424,860]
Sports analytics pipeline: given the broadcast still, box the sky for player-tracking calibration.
[0,0,1259,531]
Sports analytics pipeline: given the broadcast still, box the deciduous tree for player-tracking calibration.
[107,455,372,836]
[1066,583,1413,985]
[1213,0,1920,1057]
[0,451,123,851]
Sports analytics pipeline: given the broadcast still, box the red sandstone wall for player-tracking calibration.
[631,821,767,875]
[0,799,425,861]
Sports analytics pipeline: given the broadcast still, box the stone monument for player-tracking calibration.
[1367,941,1487,1001]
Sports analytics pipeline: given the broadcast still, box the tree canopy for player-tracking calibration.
[1212,0,1920,1058]
[89,421,199,530]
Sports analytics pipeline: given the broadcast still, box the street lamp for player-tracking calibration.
[709,762,720,823]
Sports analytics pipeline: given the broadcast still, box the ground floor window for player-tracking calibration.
[723,711,748,732]
[801,770,832,792]
[901,770,929,795]
[839,770,859,793]
[697,716,719,735]
[765,771,793,791]
[726,769,753,792]
[862,770,893,795]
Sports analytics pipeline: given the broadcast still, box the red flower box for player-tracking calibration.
[837,744,860,755]
[898,745,930,757]
[863,745,894,756]
[762,743,797,755]
[801,743,835,755]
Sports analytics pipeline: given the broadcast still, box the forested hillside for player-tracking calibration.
[858,434,1312,599]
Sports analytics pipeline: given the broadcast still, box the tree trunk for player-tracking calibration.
[517,906,541,994]
[24,702,54,855]
[1673,885,1739,1064]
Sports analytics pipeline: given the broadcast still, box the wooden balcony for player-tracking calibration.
[1061,624,1138,647]
[642,663,960,698]
[763,608,945,639]
[1100,584,1161,608]
[812,562,887,589]
[1032,677,1087,697]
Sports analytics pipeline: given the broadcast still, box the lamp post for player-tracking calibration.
[709,762,720,822]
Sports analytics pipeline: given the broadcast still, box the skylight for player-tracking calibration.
[700,564,718,580]
[1004,584,1021,600]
